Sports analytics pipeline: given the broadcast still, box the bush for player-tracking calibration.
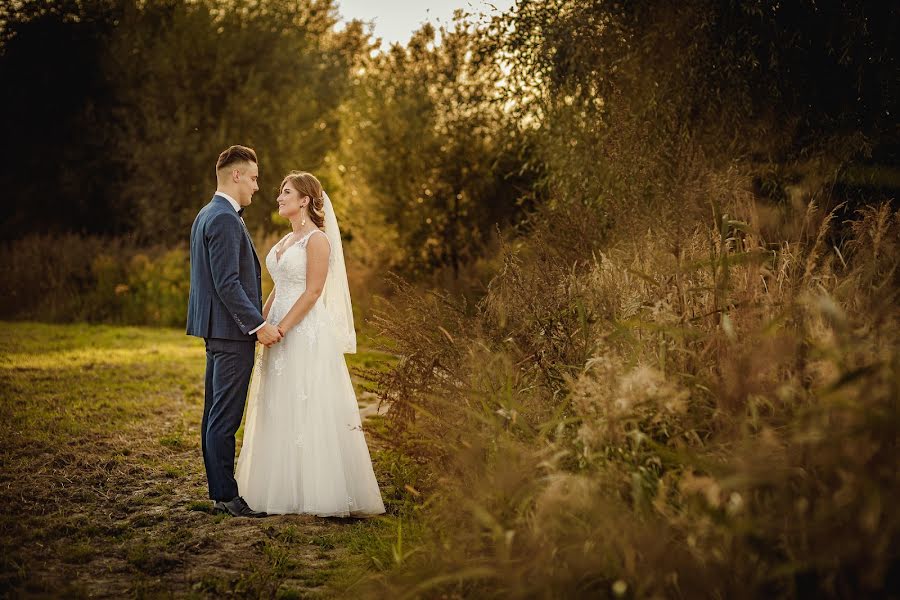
[1,234,191,327]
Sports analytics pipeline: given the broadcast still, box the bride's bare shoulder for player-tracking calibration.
[305,230,331,254]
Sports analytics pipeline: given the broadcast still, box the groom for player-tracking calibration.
[186,145,282,518]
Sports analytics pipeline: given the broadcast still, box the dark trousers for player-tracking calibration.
[202,337,256,501]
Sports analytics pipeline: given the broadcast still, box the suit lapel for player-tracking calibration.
[242,218,262,271]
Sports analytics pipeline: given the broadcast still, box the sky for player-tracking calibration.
[334,0,516,48]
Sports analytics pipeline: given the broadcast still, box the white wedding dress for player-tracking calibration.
[235,229,386,517]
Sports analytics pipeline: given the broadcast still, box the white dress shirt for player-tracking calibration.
[214,191,265,335]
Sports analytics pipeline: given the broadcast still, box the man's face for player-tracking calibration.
[234,161,259,206]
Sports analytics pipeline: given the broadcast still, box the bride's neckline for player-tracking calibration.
[274,229,320,264]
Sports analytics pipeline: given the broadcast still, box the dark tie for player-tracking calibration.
[238,207,245,217]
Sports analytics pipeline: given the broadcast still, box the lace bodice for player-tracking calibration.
[266,229,332,332]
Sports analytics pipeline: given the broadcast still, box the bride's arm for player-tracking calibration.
[262,287,276,320]
[275,234,330,332]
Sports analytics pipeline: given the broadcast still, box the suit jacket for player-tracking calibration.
[186,194,264,340]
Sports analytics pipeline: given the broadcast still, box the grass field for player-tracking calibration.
[0,321,403,598]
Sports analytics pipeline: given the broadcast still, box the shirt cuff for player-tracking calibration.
[248,321,266,335]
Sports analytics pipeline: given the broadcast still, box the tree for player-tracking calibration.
[0,0,368,243]
[0,0,128,238]
[341,16,535,278]
[493,0,899,225]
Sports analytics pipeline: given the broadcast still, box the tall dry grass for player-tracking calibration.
[362,177,898,597]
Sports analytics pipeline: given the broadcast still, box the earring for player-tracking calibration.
[300,205,307,227]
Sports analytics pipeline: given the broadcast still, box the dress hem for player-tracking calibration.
[260,508,386,518]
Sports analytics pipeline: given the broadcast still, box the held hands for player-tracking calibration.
[256,322,283,347]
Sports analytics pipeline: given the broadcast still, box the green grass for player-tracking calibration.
[0,320,409,597]
[1,322,202,439]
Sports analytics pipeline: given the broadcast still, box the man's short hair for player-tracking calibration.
[216,145,258,172]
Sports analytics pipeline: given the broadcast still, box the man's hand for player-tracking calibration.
[256,323,283,347]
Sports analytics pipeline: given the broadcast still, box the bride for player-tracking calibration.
[235,171,386,517]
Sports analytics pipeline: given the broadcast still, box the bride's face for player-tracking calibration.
[277,182,306,219]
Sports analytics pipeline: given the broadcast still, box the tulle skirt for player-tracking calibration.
[235,307,386,517]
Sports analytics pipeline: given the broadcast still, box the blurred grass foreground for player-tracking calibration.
[1,0,898,598]
[364,199,899,598]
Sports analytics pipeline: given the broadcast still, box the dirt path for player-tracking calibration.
[0,322,392,598]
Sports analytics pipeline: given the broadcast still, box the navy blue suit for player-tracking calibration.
[186,194,264,501]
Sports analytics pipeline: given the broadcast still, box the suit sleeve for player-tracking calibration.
[206,213,265,335]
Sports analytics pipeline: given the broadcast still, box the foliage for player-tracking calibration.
[364,193,899,598]
[1,234,188,326]
[0,0,367,243]
[338,15,538,279]
[489,0,897,229]
[352,1,899,596]
[0,229,288,326]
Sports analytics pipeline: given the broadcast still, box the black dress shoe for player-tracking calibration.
[213,496,268,518]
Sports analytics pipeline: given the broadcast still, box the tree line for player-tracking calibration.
[1,0,896,279]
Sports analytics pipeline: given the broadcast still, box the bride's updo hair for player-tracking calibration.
[281,171,326,228]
